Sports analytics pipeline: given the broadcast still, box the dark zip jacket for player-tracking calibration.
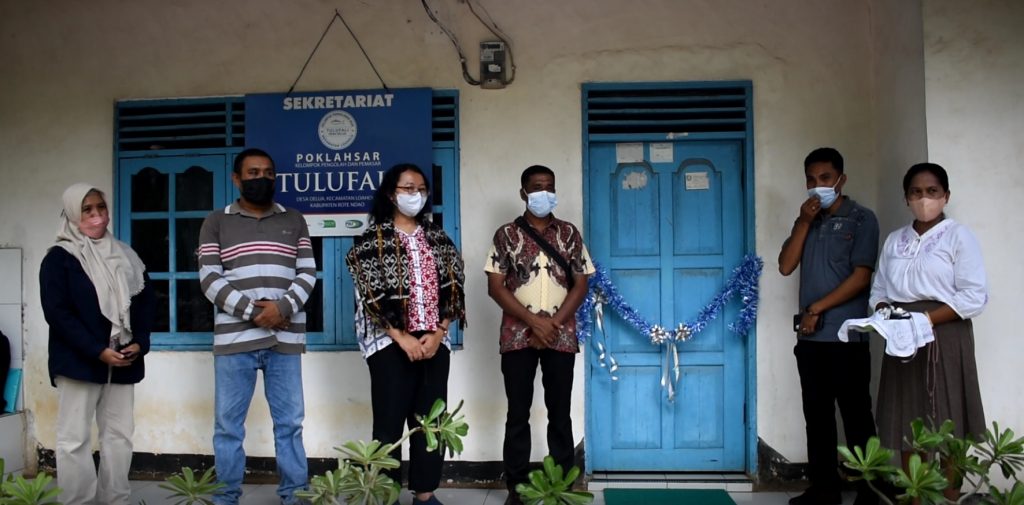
[40,247,155,386]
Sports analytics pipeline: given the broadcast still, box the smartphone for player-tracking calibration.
[793,313,825,333]
[116,343,137,360]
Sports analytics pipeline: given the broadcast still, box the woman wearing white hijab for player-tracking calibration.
[40,183,155,505]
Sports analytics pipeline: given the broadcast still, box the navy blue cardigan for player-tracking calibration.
[40,246,156,386]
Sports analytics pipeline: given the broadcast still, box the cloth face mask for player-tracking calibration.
[79,214,110,239]
[396,192,426,217]
[241,177,275,205]
[909,196,945,222]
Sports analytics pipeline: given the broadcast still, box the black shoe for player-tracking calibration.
[789,487,842,505]
[504,490,525,505]
[850,480,882,505]
[853,490,880,505]
[413,495,444,505]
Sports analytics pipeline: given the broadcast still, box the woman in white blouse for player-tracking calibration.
[869,163,987,498]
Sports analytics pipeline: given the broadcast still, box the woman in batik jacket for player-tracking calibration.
[345,163,466,505]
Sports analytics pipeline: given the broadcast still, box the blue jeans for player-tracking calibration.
[213,349,307,505]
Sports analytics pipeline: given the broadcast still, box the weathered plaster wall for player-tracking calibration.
[0,0,879,468]
[869,0,928,235]
[922,0,1024,471]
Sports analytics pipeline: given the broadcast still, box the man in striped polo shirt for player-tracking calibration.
[198,148,316,505]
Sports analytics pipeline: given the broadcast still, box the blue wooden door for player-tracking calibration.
[586,140,747,471]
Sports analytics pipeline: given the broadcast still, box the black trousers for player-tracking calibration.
[501,347,576,488]
[0,330,9,412]
[794,340,876,491]
[367,343,450,493]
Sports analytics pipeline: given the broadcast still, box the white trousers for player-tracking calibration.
[55,376,135,505]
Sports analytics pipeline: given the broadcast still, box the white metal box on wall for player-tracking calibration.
[0,248,25,474]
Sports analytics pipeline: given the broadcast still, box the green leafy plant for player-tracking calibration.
[0,473,61,505]
[423,398,470,459]
[838,436,899,498]
[300,467,351,504]
[156,466,224,505]
[840,419,1024,505]
[297,398,469,505]
[0,458,225,505]
[0,458,62,505]
[990,482,1024,505]
[514,455,593,505]
[895,454,948,504]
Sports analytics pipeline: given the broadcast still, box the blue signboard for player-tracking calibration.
[245,88,432,236]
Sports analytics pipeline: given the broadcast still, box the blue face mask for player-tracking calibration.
[526,190,558,218]
[807,179,841,209]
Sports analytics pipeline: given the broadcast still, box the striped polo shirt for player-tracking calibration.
[198,201,317,355]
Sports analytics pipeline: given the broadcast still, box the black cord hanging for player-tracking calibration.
[466,0,515,84]
[421,0,480,86]
[421,0,515,87]
[287,9,389,95]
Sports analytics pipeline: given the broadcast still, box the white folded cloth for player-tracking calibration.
[838,310,934,358]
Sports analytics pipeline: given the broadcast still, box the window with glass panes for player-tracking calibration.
[115,93,461,350]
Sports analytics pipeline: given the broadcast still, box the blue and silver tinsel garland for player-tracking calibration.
[576,254,764,400]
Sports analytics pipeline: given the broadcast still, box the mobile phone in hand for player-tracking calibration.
[793,313,825,333]
[117,346,138,360]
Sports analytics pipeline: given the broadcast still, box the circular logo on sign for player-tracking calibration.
[318,110,357,150]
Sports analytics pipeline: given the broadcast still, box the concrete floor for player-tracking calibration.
[129,480,861,504]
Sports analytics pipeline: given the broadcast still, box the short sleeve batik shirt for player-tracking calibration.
[484,216,595,353]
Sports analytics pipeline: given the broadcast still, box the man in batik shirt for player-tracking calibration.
[485,165,594,505]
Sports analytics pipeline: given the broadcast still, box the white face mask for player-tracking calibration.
[396,192,426,217]
[526,190,558,218]
[909,196,945,222]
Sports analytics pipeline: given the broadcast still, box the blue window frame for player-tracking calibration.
[115,92,461,350]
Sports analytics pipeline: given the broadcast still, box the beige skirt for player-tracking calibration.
[876,300,986,451]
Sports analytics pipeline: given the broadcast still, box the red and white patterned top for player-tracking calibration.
[398,226,440,332]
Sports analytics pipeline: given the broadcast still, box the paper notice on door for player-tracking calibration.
[650,143,673,163]
[615,142,644,163]
[685,171,710,190]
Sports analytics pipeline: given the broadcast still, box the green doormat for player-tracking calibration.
[604,488,737,505]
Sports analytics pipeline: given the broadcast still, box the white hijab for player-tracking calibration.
[54,183,147,346]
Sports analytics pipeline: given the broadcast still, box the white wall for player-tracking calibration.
[869,0,928,234]
[922,0,1024,452]
[865,0,929,433]
[0,0,881,469]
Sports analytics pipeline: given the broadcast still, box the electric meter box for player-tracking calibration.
[480,41,507,89]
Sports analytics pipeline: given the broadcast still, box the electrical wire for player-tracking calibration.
[469,0,511,41]
[466,0,515,84]
[421,0,480,86]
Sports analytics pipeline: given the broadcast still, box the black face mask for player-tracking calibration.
[240,177,275,205]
